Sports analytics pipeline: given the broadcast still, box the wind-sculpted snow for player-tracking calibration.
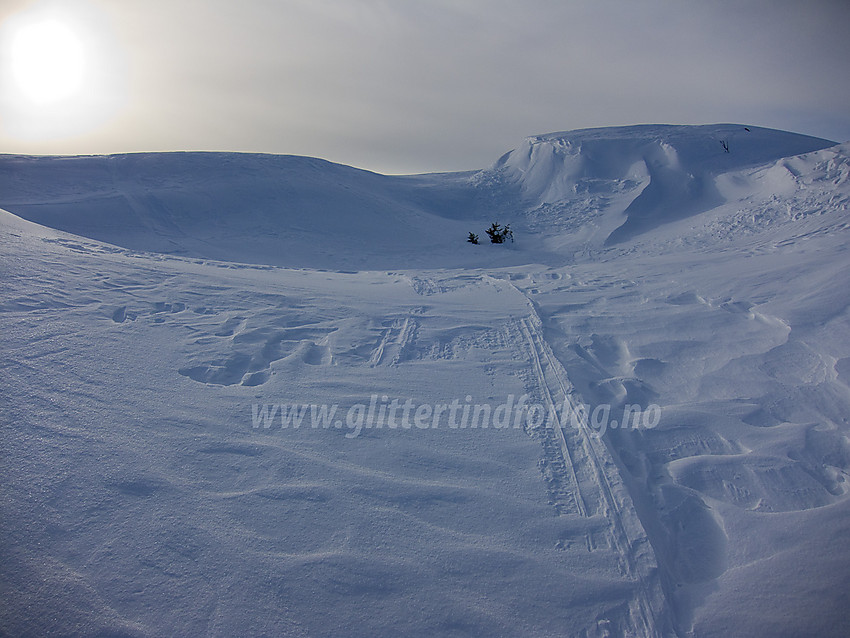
[487,124,835,245]
[0,125,837,269]
[2,125,850,636]
[0,152,505,270]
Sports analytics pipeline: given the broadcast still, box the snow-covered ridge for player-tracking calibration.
[495,124,835,189]
[488,124,836,243]
[0,152,479,270]
[0,124,840,267]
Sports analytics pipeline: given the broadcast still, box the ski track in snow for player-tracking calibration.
[369,315,419,367]
[513,312,669,636]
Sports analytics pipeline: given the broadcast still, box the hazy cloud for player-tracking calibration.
[1,0,848,173]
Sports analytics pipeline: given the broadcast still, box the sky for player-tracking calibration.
[1,0,849,174]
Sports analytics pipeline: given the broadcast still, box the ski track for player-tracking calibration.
[369,315,419,367]
[510,308,670,637]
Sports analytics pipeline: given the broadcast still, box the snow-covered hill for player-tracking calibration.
[485,123,836,248]
[0,152,488,270]
[2,125,849,636]
[0,124,834,268]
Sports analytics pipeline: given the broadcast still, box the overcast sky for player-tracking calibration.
[1,0,849,174]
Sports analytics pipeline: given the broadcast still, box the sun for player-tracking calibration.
[11,18,87,105]
[1,2,127,144]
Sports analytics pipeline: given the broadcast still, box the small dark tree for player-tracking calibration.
[467,232,479,244]
[719,139,730,153]
[485,222,504,244]
[485,222,513,244]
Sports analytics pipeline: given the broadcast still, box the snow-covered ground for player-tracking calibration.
[2,124,849,636]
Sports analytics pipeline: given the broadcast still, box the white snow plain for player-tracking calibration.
[2,124,849,636]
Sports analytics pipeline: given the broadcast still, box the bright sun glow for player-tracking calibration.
[1,1,127,144]
[11,19,87,104]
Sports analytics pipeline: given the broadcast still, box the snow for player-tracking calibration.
[1,124,849,636]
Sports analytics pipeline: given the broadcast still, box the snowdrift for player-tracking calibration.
[0,152,502,270]
[486,124,835,245]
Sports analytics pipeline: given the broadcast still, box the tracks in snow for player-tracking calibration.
[512,309,671,636]
[369,315,418,367]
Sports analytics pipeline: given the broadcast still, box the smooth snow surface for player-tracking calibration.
[2,125,850,636]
